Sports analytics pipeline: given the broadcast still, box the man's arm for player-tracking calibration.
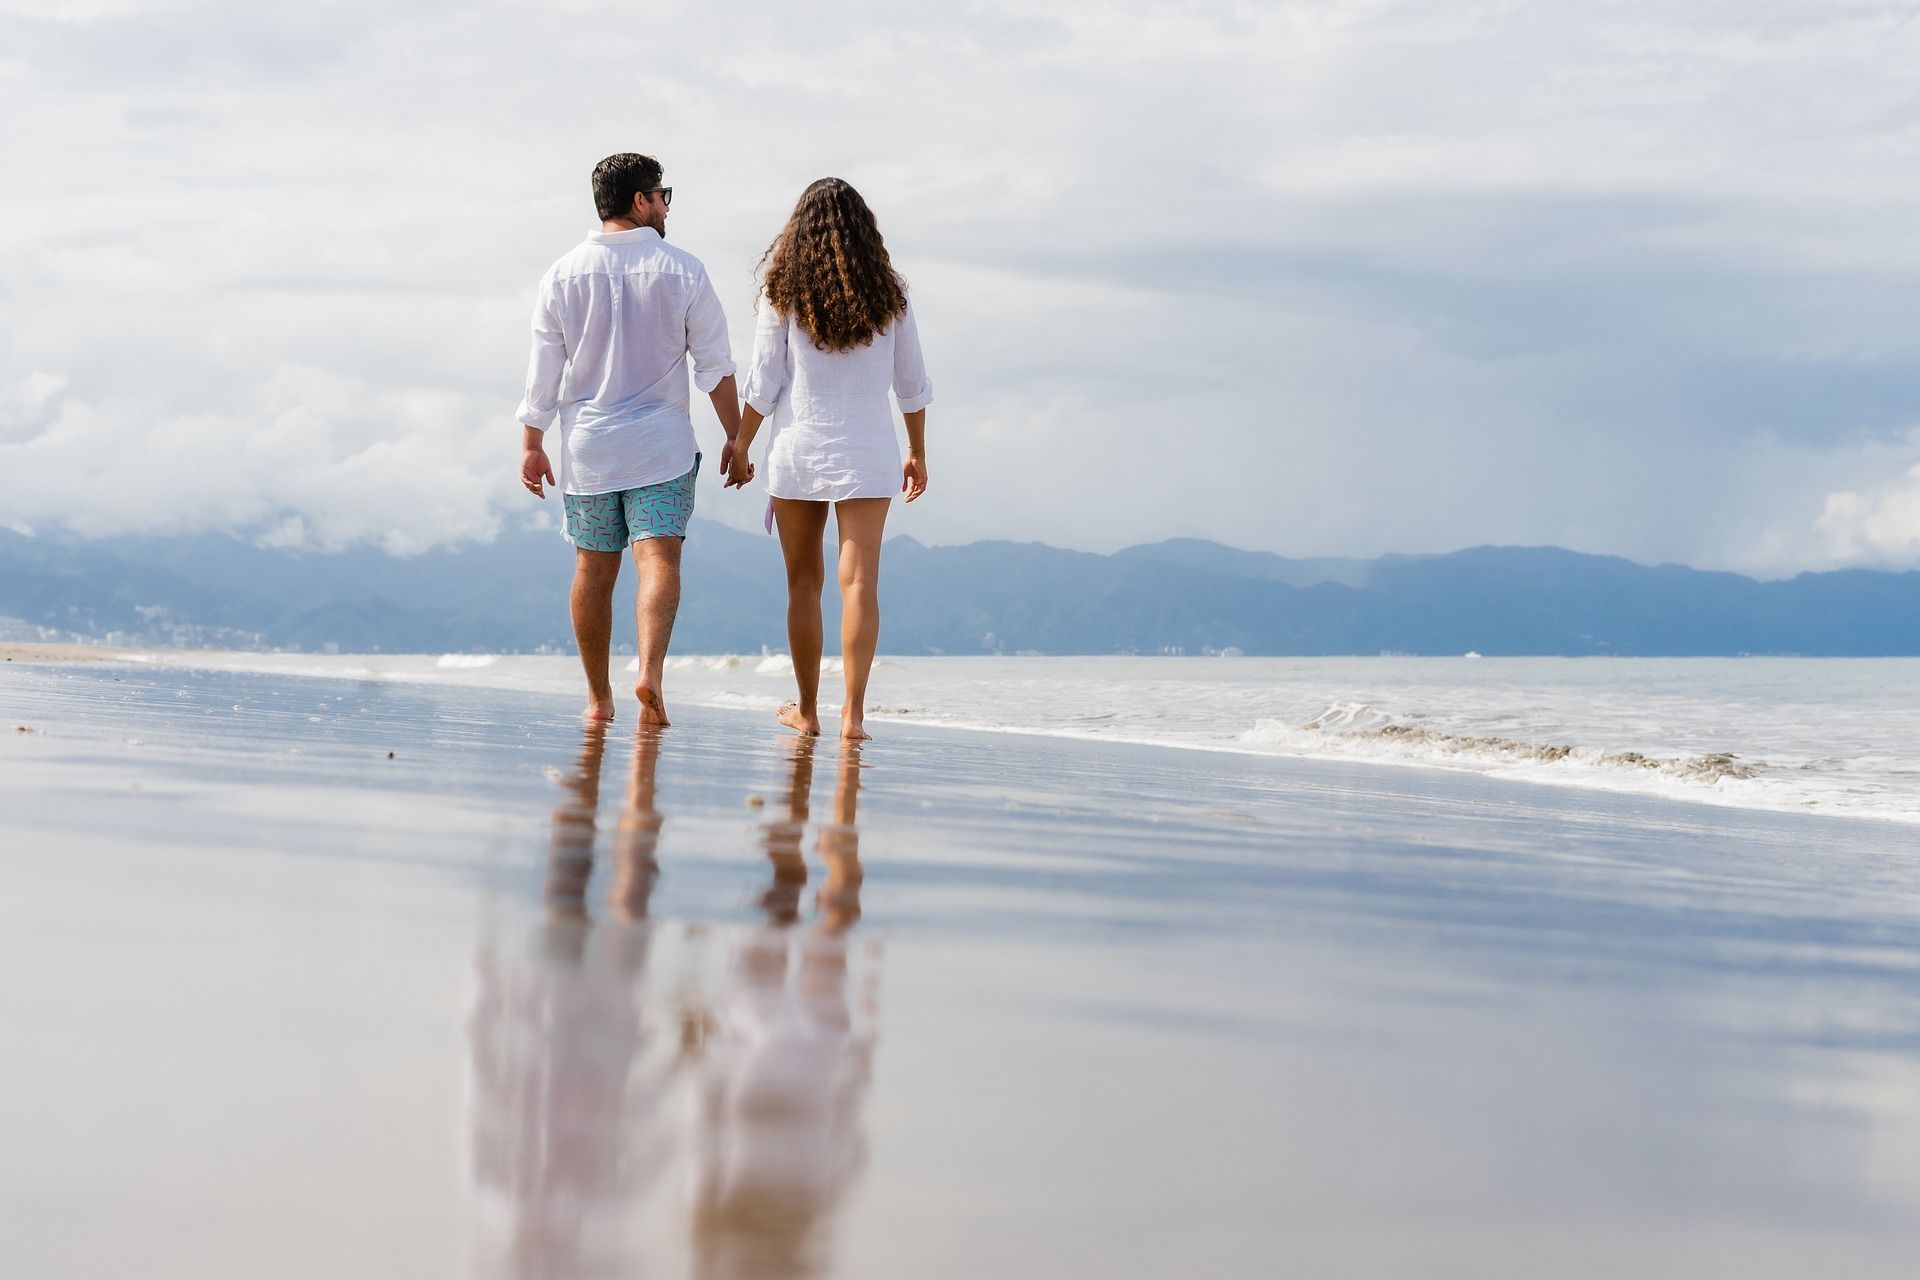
[706,376,750,486]
[522,425,556,498]
[516,273,566,499]
[684,270,741,473]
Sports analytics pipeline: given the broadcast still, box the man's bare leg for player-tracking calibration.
[609,726,664,921]
[631,535,682,726]
[772,498,831,735]
[834,497,890,740]
[570,548,623,721]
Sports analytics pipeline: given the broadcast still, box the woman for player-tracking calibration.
[728,178,932,740]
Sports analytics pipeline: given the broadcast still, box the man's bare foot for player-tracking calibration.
[634,682,670,727]
[584,694,616,723]
[777,702,821,735]
[840,717,871,741]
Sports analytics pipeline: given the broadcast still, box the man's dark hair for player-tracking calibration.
[592,153,662,222]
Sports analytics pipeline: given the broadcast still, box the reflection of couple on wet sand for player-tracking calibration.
[517,152,932,741]
[467,725,876,1278]
[689,736,874,1279]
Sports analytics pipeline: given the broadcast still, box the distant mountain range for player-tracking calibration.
[2,523,1917,656]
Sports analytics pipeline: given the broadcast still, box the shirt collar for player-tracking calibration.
[588,225,662,245]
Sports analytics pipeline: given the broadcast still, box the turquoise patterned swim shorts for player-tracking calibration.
[563,453,700,551]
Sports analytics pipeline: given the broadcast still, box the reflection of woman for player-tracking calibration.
[468,725,675,1278]
[757,735,816,925]
[728,178,933,741]
[816,743,864,933]
[688,740,875,1279]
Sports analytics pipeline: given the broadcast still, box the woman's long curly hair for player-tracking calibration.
[758,178,907,352]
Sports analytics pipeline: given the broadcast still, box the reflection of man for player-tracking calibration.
[468,725,675,1278]
[516,152,748,726]
[688,741,875,1280]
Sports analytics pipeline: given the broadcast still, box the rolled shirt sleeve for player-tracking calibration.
[515,271,568,430]
[684,269,736,395]
[742,297,791,416]
[891,298,933,413]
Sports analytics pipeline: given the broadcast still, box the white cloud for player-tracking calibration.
[1,371,69,439]
[1815,460,1920,568]
[0,367,508,554]
[1709,426,1920,575]
[1,1,1917,571]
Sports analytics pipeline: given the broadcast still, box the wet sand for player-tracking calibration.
[3,659,1918,1278]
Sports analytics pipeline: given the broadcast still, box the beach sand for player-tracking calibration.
[3,657,1918,1278]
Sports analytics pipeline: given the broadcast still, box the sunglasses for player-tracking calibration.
[647,186,673,208]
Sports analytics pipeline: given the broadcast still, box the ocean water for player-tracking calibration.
[114,652,1920,825]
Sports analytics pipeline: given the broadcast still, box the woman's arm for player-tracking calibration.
[728,405,765,487]
[732,298,789,488]
[741,300,789,420]
[901,408,927,502]
[893,301,932,502]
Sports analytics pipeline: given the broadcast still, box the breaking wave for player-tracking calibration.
[1252,702,1761,786]
[657,655,750,672]
[754,655,843,676]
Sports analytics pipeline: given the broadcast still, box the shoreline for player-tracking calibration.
[0,642,145,664]
[16,642,1920,663]
[4,643,1915,828]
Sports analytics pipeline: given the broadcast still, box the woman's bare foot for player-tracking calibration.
[634,682,670,727]
[840,716,871,741]
[584,693,616,723]
[777,702,821,735]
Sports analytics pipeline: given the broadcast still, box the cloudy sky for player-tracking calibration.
[3,0,1919,575]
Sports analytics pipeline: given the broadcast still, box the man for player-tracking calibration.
[517,153,750,724]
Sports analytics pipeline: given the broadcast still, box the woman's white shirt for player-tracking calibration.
[743,296,932,501]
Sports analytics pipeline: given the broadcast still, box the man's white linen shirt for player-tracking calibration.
[516,226,734,496]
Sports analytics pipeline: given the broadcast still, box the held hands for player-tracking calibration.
[902,451,928,502]
[521,446,555,499]
[723,437,756,489]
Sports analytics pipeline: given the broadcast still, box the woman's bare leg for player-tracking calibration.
[773,498,831,735]
[833,497,891,740]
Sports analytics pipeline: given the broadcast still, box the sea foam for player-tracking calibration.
[1256,707,1761,786]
